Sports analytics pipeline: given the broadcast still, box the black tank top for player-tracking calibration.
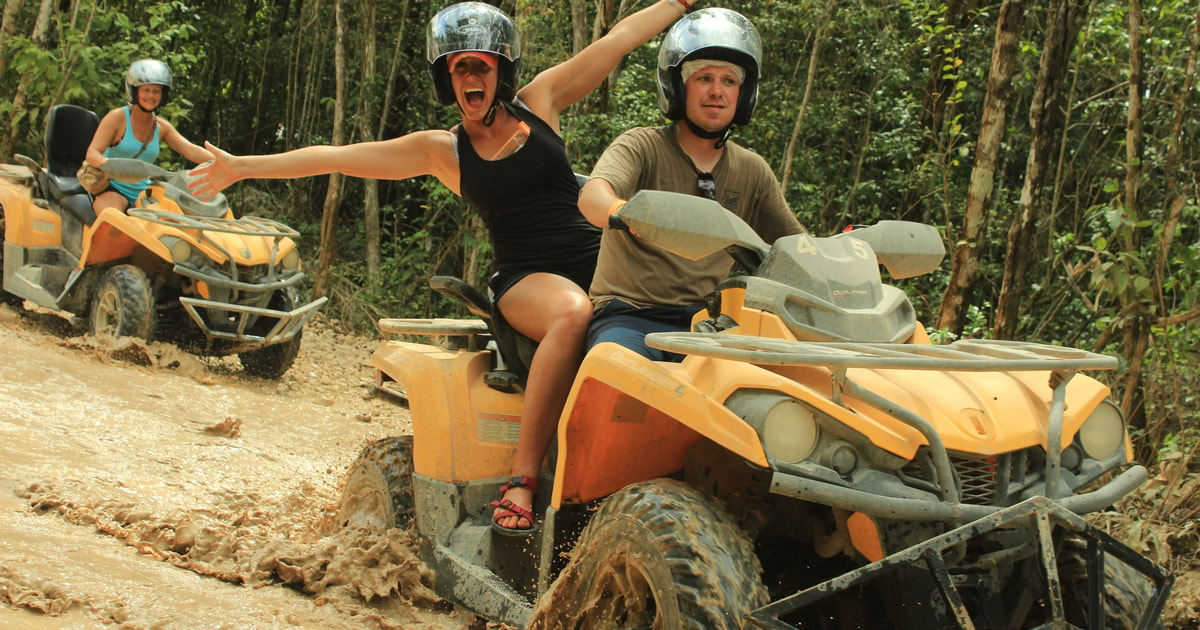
[458,102,600,285]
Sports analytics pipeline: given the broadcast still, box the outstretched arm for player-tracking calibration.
[188,130,459,200]
[518,0,693,130]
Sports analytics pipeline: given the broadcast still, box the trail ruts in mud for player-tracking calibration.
[0,304,475,629]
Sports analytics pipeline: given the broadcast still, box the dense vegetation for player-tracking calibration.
[1,0,1197,472]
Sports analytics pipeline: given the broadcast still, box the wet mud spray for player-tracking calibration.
[0,305,473,629]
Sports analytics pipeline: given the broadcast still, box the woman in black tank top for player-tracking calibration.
[190,0,700,535]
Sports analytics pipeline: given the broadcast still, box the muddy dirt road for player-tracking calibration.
[0,303,473,629]
[1,299,1198,629]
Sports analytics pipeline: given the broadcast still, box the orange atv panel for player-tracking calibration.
[371,341,521,482]
[82,208,169,265]
[552,343,769,508]
[837,367,1113,458]
[2,196,63,249]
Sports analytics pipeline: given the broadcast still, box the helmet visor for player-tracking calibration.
[427,2,521,64]
[659,9,762,74]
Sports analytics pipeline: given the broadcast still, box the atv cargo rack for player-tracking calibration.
[746,495,1173,630]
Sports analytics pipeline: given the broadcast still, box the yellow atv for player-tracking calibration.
[342,190,1173,628]
[0,104,325,378]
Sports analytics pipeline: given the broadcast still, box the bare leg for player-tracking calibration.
[92,190,129,213]
[491,273,591,530]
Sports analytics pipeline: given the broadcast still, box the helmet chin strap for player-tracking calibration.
[483,100,499,127]
[683,117,733,149]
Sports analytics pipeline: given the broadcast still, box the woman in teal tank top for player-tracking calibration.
[84,59,214,213]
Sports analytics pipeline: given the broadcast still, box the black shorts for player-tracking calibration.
[488,260,596,301]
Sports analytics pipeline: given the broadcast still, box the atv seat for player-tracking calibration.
[429,276,536,393]
[43,104,100,225]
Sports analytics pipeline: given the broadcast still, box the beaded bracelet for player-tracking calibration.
[667,0,691,13]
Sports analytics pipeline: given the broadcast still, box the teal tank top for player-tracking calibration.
[102,107,160,204]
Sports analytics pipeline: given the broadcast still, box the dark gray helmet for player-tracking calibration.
[125,59,173,108]
[426,2,522,106]
[657,8,762,126]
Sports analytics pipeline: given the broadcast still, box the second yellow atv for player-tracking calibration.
[342,190,1172,628]
[0,104,325,378]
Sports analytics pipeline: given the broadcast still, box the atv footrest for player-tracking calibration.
[747,495,1173,630]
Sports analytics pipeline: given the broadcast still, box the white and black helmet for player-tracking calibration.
[426,2,522,106]
[125,59,173,109]
[657,8,762,127]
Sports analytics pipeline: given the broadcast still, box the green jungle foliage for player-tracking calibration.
[1,0,1197,459]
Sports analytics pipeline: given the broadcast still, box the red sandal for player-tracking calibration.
[490,475,538,536]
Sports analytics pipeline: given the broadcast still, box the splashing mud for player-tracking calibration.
[2,300,1197,629]
[0,304,475,629]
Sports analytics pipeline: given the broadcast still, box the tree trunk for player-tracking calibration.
[1117,0,1148,436]
[2,0,52,161]
[571,0,587,55]
[780,10,831,192]
[0,0,26,81]
[355,0,382,278]
[993,0,1090,340]
[377,0,409,142]
[1132,0,1198,452]
[313,0,347,299]
[935,0,1026,337]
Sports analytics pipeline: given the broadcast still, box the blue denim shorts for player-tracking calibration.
[587,299,703,362]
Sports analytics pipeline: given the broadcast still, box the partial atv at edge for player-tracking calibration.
[0,104,325,378]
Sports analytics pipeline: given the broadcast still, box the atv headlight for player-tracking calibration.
[727,393,820,464]
[278,249,300,271]
[1077,400,1125,460]
[764,400,819,463]
[753,398,820,460]
[161,237,193,264]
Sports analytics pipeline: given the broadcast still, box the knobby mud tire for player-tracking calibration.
[1059,533,1164,630]
[336,436,415,531]
[90,264,155,341]
[238,289,303,379]
[239,328,303,379]
[533,478,767,630]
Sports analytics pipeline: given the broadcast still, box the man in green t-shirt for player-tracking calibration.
[578,7,806,360]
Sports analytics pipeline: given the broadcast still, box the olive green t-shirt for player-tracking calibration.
[587,125,805,309]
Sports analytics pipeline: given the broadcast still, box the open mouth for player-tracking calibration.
[465,89,486,107]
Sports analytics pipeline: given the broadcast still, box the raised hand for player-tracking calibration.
[187,142,238,201]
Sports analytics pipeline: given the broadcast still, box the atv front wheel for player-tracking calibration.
[534,478,767,629]
[238,289,302,379]
[90,264,155,340]
[336,436,415,531]
[1059,533,1164,630]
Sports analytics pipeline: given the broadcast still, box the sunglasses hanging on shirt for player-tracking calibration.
[697,172,716,200]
